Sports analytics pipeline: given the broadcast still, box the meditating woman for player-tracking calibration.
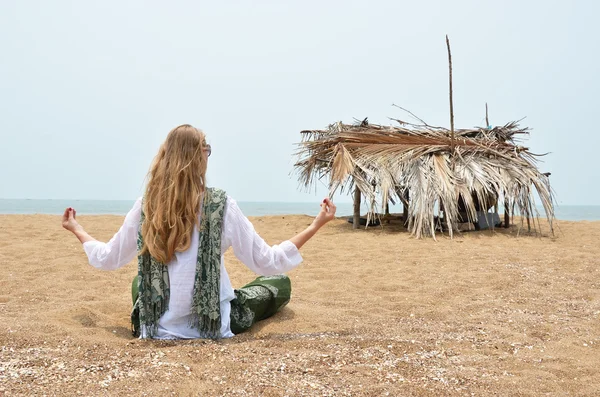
[61,124,336,339]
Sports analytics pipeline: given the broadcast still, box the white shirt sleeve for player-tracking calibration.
[222,197,303,276]
[82,198,142,271]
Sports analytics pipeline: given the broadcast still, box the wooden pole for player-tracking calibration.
[353,186,361,229]
[504,199,510,228]
[402,190,410,227]
[446,35,455,152]
[485,103,489,127]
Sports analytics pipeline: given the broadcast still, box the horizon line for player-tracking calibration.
[0,198,599,207]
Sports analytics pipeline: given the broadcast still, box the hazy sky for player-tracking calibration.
[1,1,597,204]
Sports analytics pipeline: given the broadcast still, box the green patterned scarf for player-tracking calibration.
[135,188,227,339]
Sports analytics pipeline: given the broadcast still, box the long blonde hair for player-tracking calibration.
[140,124,208,263]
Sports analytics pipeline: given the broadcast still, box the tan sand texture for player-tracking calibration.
[1,214,599,396]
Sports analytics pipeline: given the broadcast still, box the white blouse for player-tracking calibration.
[82,196,303,339]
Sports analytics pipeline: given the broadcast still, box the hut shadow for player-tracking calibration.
[333,214,410,234]
[482,226,553,238]
[334,215,554,239]
[447,224,554,240]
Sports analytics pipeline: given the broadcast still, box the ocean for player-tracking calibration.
[0,199,355,217]
[0,199,599,221]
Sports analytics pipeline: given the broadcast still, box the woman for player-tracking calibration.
[61,124,336,339]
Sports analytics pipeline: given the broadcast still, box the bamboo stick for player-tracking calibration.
[446,35,455,152]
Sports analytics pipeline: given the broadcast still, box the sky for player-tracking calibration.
[0,1,598,205]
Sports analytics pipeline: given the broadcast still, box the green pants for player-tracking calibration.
[131,275,291,336]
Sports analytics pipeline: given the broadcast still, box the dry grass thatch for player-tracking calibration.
[294,114,555,238]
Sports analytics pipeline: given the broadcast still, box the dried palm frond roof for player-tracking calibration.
[295,116,554,239]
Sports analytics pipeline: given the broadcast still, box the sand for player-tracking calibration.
[0,214,599,396]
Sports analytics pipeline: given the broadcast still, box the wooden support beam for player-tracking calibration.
[353,187,361,229]
[504,199,510,228]
[400,190,410,227]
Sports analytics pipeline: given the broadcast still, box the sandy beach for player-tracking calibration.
[1,214,599,396]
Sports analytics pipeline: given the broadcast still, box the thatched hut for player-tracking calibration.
[294,115,555,238]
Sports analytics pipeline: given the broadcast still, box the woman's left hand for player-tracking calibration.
[61,207,96,244]
[62,207,81,233]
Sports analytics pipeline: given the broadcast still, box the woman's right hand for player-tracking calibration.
[290,198,337,249]
[312,198,337,229]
